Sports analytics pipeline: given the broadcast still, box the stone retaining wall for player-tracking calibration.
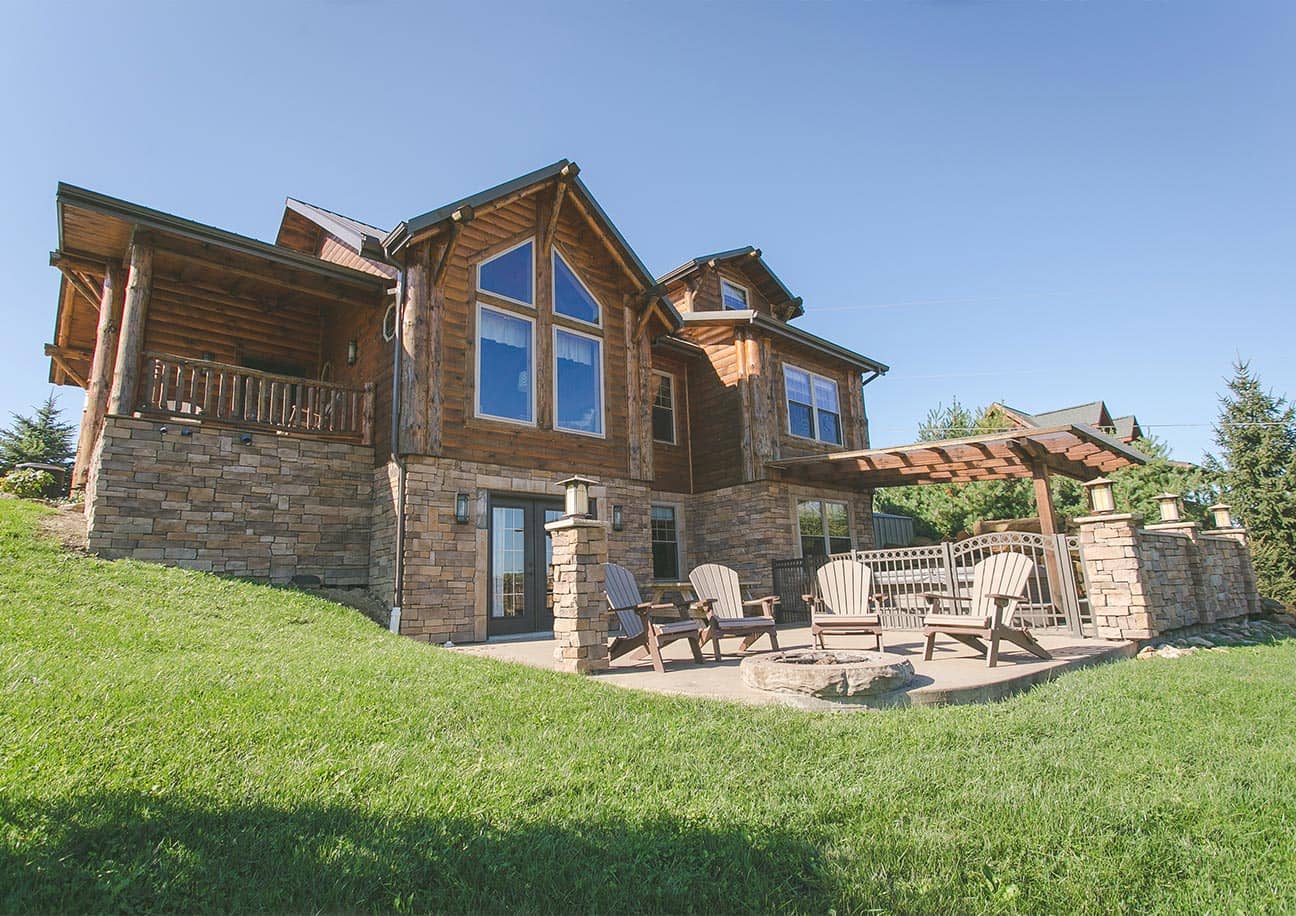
[1077,513,1260,640]
[86,415,373,584]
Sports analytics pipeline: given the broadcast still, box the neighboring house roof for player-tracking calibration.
[383,158,681,332]
[658,247,805,320]
[992,400,1143,443]
[280,198,390,261]
[679,310,888,375]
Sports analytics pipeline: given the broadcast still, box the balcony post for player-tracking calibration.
[107,233,153,416]
[72,261,124,490]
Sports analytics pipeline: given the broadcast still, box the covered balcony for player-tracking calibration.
[46,184,392,486]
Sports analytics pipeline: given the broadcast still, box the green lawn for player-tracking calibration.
[2,498,1294,914]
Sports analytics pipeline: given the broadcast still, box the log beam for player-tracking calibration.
[53,263,104,313]
[431,207,473,288]
[398,241,432,455]
[43,345,88,388]
[107,234,154,415]
[540,164,578,254]
[71,261,124,489]
[566,189,642,287]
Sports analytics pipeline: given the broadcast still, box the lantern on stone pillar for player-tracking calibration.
[1083,477,1116,515]
[1155,492,1183,523]
[558,476,597,518]
[1208,503,1234,529]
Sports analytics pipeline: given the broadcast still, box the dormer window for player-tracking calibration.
[720,279,749,311]
[478,239,534,306]
[553,249,601,326]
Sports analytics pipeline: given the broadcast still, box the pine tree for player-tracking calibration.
[0,392,76,474]
[1207,361,1296,603]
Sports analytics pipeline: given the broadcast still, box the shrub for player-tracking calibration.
[0,469,58,499]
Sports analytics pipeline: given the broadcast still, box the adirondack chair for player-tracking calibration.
[802,558,884,650]
[688,563,780,660]
[921,551,1053,668]
[604,563,705,674]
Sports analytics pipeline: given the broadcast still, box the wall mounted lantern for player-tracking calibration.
[1083,477,1116,515]
[1155,492,1183,523]
[1208,503,1234,529]
[240,433,253,445]
[611,504,624,531]
[455,492,471,524]
[558,476,597,518]
[346,339,358,366]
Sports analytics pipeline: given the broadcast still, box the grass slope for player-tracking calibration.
[2,498,1294,913]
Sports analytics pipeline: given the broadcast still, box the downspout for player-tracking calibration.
[388,259,408,634]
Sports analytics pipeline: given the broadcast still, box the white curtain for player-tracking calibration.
[480,307,531,349]
[555,330,598,366]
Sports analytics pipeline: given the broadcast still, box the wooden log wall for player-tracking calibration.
[649,348,693,494]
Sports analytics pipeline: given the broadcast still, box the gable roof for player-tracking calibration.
[679,310,888,375]
[279,198,390,261]
[383,159,681,331]
[1029,401,1110,430]
[658,246,805,320]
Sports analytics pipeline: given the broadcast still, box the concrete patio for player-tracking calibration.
[454,626,1137,710]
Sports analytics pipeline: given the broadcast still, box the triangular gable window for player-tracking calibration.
[478,239,534,306]
[553,249,601,326]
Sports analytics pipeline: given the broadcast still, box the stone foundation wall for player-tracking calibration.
[687,481,875,596]
[86,415,373,584]
[393,456,653,644]
[1077,513,1260,640]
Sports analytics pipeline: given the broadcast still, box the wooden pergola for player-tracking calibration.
[768,425,1148,537]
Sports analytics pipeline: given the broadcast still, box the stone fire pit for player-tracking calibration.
[740,649,914,700]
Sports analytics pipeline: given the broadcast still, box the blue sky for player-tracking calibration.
[2,0,1292,462]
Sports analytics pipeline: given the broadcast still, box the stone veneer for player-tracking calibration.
[1076,513,1260,640]
[86,415,373,584]
[547,516,610,673]
[686,481,875,596]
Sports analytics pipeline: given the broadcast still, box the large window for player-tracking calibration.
[784,365,842,444]
[652,372,676,444]
[476,305,534,424]
[554,328,604,436]
[721,279,749,310]
[651,505,681,580]
[553,249,601,325]
[798,499,852,557]
[478,239,534,306]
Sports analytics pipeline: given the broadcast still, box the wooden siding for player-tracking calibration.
[432,191,647,478]
[320,299,392,459]
[683,325,745,492]
[770,336,869,458]
[649,348,692,493]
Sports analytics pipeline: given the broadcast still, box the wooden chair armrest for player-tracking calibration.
[743,596,780,607]
[985,593,1024,602]
[919,592,971,602]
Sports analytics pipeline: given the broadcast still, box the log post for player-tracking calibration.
[71,261,124,489]
[107,235,154,416]
[398,241,431,455]
[360,382,375,446]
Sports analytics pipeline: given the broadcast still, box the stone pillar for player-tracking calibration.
[546,516,610,674]
[1076,513,1156,640]
[1146,521,1210,624]
[1207,526,1262,616]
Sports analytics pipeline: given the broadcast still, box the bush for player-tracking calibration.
[0,469,58,500]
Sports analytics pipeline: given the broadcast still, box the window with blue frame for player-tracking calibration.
[553,249,601,325]
[554,328,603,435]
[476,305,533,423]
[478,240,534,305]
[721,279,749,310]
[784,365,842,444]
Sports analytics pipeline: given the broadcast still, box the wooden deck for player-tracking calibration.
[454,627,1136,710]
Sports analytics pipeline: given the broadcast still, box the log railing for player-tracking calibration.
[141,352,373,443]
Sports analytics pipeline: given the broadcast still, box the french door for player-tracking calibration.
[487,495,564,636]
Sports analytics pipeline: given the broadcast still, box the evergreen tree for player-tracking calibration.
[0,392,76,475]
[1207,361,1296,603]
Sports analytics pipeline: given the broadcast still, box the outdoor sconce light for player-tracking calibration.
[180,427,193,437]
[1083,477,1116,515]
[240,433,253,446]
[346,339,358,366]
[1209,503,1234,529]
[558,475,597,518]
[454,492,470,524]
[611,504,624,531]
[158,425,168,435]
[1155,492,1183,523]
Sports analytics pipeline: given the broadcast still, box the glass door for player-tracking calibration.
[488,495,564,636]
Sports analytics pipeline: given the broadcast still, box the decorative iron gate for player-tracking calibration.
[772,532,1090,635]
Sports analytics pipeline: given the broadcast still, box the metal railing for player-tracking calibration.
[141,352,373,442]
[773,531,1091,635]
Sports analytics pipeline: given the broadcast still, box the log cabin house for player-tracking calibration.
[47,160,889,642]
